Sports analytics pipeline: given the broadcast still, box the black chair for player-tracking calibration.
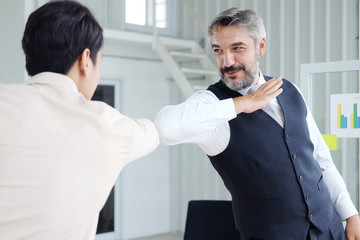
[184,200,240,240]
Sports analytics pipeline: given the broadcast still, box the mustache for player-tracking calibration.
[220,64,245,75]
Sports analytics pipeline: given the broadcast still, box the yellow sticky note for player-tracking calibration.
[322,134,337,151]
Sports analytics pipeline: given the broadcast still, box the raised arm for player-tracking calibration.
[155,90,236,146]
[155,77,283,146]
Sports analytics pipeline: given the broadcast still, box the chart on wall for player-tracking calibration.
[331,94,360,138]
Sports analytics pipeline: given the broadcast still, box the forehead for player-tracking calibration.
[210,25,254,47]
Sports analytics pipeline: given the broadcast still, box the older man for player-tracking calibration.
[155,8,360,240]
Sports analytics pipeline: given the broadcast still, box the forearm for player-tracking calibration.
[322,164,358,220]
[155,91,236,145]
[308,110,358,220]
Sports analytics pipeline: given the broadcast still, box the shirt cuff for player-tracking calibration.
[215,98,237,121]
[334,197,359,221]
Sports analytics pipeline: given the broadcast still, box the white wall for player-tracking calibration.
[0,0,26,83]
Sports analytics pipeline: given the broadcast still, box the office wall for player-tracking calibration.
[0,1,26,83]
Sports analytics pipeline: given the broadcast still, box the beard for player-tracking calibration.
[220,60,259,92]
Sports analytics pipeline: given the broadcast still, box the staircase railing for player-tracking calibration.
[152,0,218,98]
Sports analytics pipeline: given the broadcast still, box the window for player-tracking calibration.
[124,0,172,35]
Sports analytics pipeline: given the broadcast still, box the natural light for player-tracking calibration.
[125,0,146,25]
[125,0,167,28]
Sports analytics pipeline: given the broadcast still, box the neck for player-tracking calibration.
[252,69,261,85]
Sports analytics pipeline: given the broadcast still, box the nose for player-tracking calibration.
[223,51,235,67]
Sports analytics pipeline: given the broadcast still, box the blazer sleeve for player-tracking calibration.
[127,118,159,161]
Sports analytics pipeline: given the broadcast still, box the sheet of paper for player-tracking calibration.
[322,134,337,150]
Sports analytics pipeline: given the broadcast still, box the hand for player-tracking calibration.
[346,214,360,240]
[233,77,283,114]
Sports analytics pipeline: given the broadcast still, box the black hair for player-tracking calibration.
[22,0,103,76]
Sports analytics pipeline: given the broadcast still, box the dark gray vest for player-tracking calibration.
[207,77,343,239]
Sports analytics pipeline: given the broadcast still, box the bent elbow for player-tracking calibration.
[154,115,178,145]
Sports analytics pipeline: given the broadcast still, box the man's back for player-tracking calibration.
[0,72,158,239]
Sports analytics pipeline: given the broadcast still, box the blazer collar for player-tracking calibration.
[26,72,79,93]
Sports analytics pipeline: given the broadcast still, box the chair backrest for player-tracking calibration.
[184,200,240,240]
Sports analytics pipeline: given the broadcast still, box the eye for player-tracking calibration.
[234,46,245,51]
[213,48,223,54]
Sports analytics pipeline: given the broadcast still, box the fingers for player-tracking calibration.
[233,77,283,114]
[268,77,283,98]
[268,86,283,99]
[259,77,283,92]
[252,77,283,98]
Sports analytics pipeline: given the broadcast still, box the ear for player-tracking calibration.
[258,38,266,57]
[78,48,91,75]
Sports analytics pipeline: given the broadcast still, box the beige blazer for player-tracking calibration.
[0,72,159,239]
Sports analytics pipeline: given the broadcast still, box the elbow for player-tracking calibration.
[154,109,180,145]
[154,117,177,145]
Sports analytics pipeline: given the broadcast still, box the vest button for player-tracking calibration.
[309,214,313,220]
[285,134,290,139]
[299,175,303,181]
[292,154,296,159]
[305,195,310,201]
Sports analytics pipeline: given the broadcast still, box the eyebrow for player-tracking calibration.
[211,42,247,49]
[232,42,246,47]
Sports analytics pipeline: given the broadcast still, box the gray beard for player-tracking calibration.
[221,62,259,92]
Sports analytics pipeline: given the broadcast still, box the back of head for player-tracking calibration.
[22,0,103,76]
[208,8,266,46]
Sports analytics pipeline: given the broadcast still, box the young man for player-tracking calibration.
[155,8,360,239]
[0,1,158,239]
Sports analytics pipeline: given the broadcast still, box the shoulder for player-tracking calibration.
[264,75,299,92]
[190,89,221,103]
[264,75,292,85]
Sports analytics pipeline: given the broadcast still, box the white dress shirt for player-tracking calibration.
[0,72,159,240]
[155,72,358,221]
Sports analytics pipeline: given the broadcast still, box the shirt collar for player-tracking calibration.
[26,72,79,93]
[238,71,266,95]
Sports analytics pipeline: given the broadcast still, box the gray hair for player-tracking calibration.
[208,8,266,46]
